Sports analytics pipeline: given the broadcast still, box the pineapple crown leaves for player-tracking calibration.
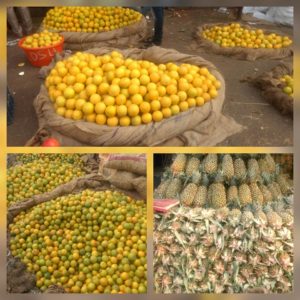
[229,177,239,187]
[261,172,275,185]
[173,230,187,248]
[162,167,172,180]
[232,261,240,283]
[154,208,294,293]
[282,195,294,209]
[182,170,200,186]
[201,173,210,187]
[213,168,225,183]
[271,199,286,212]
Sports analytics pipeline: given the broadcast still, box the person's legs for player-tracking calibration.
[235,7,243,20]
[152,7,164,45]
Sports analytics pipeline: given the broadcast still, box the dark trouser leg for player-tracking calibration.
[152,7,164,45]
[235,7,243,20]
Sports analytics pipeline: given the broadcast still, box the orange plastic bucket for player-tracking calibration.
[18,35,64,67]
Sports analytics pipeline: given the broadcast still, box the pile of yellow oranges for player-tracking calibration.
[9,190,147,293]
[21,31,63,48]
[43,7,142,33]
[280,75,293,97]
[45,51,221,127]
[203,23,292,49]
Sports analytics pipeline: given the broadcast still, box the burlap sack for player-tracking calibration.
[196,23,293,61]
[132,177,147,200]
[7,173,145,223]
[248,63,293,116]
[29,46,243,146]
[99,154,146,176]
[40,17,149,50]
[100,166,146,198]
[102,167,138,190]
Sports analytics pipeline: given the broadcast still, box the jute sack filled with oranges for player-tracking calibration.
[196,22,293,61]
[7,173,146,293]
[31,46,243,146]
[98,154,147,199]
[40,7,148,51]
[247,63,293,116]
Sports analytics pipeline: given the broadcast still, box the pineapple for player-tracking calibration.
[278,212,293,227]
[215,207,229,221]
[228,208,242,226]
[276,174,292,195]
[180,183,198,206]
[258,158,273,183]
[249,183,263,205]
[202,154,218,175]
[263,205,283,229]
[241,210,254,227]
[234,158,247,182]
[264,154,276,173]
[210,183,226,208]
[154,200,293,294]
[171,154,187,175]
[273,182,283,198]
[226,185,239,207]
[274,154,293,178]
[268,265,283,279]
[240,265,253,279]
[259,185,273,203]
[238,183,252,207]
[193,186,207,207]
[258,157,269,173]
[221,154,234,183]
[271,199,285,212]
[272,200,293,227]
[154,179,171,199]
[248,203,268,225]
[267,182,281,201]
[165,177,182,199]
[185,156,200,177]
[247,158,260,183]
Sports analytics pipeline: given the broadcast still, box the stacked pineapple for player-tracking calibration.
[154,153,293,293]
[154,204,293,293]
[273,154,293,178]
[154,154,293,210]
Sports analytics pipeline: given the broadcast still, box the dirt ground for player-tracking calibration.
[7,8,293,146]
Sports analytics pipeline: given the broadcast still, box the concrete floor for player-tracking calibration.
[7,8,293,146]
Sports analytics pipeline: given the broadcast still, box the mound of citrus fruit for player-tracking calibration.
[16,153,84,166]
[43,7,142,33]
[202,23,292,49]
[7,159,85,205]
[21,31,63,48]
[45,51,221,126]
[9,189,147,293]
[280,75,293,97]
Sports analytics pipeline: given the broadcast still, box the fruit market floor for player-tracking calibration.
[7,8,293,146]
